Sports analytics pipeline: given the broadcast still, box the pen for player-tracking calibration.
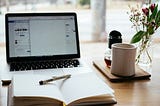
[39,74,71,85]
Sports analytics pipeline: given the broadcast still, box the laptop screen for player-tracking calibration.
[5,13,80,62]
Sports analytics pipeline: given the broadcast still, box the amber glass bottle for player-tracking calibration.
[104,30,122,67]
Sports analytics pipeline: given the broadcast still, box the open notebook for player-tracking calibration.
[1,12,91,84]
[8,72,117,106]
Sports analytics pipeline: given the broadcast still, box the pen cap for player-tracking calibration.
[108,30,122,49]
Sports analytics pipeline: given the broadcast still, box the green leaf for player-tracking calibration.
[130,31,145,43]
[150,4,158,21]
[155,10,160,24]
[148,26,154,35]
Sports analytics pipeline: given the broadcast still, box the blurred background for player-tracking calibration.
[0,0,160,43]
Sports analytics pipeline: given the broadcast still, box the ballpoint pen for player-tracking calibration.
[39,74,71,85]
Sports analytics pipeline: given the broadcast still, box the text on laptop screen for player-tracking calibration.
[8,15,78,58]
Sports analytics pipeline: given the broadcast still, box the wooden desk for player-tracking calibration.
[1,42,160,106]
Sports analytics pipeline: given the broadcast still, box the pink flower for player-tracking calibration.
[142,8,149,16]
[150,3,156,12]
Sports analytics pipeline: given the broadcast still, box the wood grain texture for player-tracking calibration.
[93,60,151,82]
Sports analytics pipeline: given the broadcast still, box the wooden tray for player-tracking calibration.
[93,60,151,82]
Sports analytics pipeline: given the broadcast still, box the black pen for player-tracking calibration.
[39,74,71,85]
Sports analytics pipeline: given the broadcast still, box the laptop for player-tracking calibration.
[1,12,91,83]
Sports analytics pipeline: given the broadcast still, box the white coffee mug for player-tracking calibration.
[110,43,136,77]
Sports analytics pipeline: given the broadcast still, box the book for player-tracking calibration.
[8,72,117,106]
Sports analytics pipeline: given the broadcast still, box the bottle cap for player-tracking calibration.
[108,30,122,49]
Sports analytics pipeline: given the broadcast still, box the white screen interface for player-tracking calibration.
[8,16,78,57]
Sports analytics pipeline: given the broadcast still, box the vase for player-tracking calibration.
[136,35,153,68]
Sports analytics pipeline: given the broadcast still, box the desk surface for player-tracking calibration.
[1,42,160,106]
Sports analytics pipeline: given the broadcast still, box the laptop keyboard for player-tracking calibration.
[10,59,80,71]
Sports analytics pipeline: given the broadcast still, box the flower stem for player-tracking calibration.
[136,36,152,65]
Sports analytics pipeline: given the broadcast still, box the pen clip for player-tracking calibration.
[52,74,71,79]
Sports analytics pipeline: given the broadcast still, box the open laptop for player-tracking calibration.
[1,12,91,83]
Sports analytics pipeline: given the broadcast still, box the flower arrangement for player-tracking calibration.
[128,2,160,65]
[129,3,160,43]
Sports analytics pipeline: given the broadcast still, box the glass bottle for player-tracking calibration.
[104,30,122,67]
